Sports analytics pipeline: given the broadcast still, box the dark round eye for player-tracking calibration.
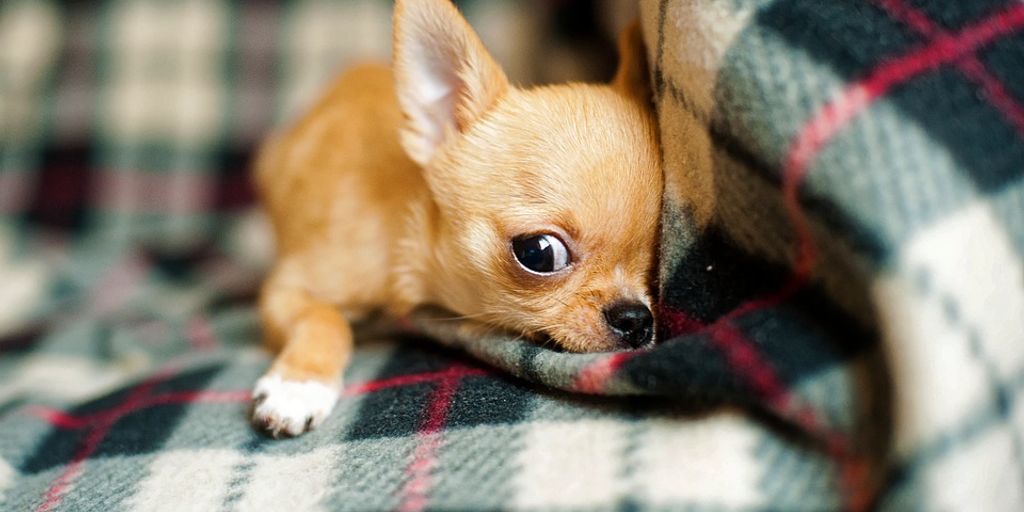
[511,234,571,274]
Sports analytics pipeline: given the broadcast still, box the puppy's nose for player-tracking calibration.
[603,301,654,348]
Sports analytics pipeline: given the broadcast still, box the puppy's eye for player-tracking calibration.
[512,234,571,274]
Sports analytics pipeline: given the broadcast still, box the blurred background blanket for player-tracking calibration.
[1,0,1022,510]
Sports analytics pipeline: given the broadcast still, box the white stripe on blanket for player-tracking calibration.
[637,414,765,507]
[875,202,1024,509]
[235,447,341,512]
[656,0,753,117]
[125,449,243,512]
[878,202,1024,455]
[924,424,1024,511]
[0,225,50,336]
[897,203,1024,380]
[106,0,229,146]
[0,457,16,508]
[0,355,145,404]
[514,420,627,509]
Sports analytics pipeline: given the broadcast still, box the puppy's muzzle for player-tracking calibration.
[603,301,654,349]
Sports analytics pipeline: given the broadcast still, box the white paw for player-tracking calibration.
[251,374,339,438]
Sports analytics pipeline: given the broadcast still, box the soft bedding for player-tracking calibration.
[1,1,1022,510]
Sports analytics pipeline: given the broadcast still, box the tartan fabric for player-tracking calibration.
[635,0,1024,509]
[1,1,1022,511]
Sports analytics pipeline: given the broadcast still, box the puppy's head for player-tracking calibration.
[394,0,662,352]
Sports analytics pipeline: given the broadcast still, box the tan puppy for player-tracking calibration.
[252,0,663,437]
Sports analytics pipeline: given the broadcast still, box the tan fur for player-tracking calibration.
[252,0,665,434]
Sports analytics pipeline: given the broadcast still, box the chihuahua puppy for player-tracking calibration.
[252,0,663,437]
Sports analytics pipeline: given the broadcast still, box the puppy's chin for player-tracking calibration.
[536,325,626,354]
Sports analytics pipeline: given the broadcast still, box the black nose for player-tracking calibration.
[603,301,654,348]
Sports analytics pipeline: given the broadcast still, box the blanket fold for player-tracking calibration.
[1,0,1021,510]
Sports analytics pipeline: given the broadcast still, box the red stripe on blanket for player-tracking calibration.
[873,0,1024,136]
[24,391,251,430]
[34,369,176,512]
[659,306,705,336]
[0,172,31,215]
[23,407,92,430]
[343,366,488,396]
[712,320,874,510]
[779,5,1024,509]
[397,368,464,512]
[660,7,1024,510]
[783,2,1024,282]
[695,0,1024,409]
[573,352,638,393]
[91,253,150,315]
[93,170,214,214]
[707,323,787,401]
[955,58,1024,136]
[186,315,219,351]
[24,365,489,511]
[25,368,494,430]
[141,390,251,406]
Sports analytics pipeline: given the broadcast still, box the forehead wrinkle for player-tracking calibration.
[503,163,657,256]
[451,83,659,241]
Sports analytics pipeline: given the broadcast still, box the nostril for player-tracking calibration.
[603,301,654,348]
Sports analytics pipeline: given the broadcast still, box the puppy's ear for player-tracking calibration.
[612,21,653,105]
[393,0,509,166]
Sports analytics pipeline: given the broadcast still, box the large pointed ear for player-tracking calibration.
[392,0,510,166]
[612,21,653,105]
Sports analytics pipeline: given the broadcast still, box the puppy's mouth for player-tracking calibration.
[513,300,657,353]
[526,331,567,353]
[529,327,639,354]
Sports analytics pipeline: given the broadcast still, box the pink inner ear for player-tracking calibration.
[408,44,464,152]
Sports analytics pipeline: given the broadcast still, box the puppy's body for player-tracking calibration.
[257,65,425,319]
[252,0,664,437]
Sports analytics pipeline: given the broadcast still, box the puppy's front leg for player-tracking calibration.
[253,276,353,437]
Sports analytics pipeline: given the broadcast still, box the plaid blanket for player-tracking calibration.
[1,0,1022,511]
